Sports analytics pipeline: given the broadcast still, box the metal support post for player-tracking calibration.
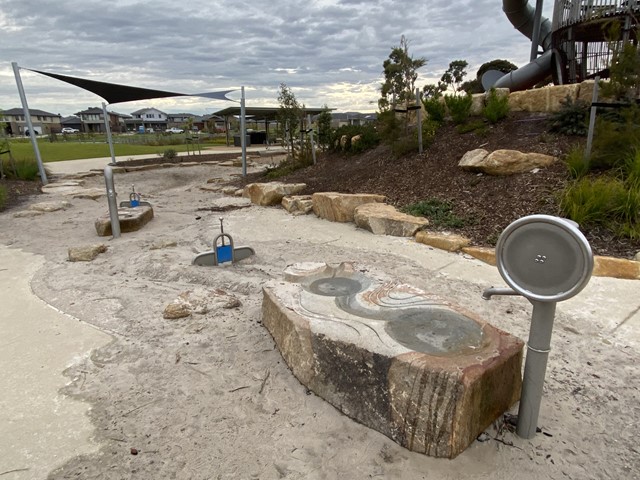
[12,62,48,185]
[102,102,117,165]
[240,86,247,177]
[585,76,600,160]
[104,165,121,239]
[307,114,317,165]
[529,0,545,61]
[416,88,423,154]
[517,300,557,439]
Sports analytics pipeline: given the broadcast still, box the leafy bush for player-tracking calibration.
[163,148,177,160]
[549,96,589,136]
[0,184,6,210]
[401,198,467,228]
[444,94,472,124]
[482,88,509,124]
[564,145,590,179]
[422,97,446,123]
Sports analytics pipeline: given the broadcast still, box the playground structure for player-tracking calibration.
[192,217,255,266]
[494,0,639,90]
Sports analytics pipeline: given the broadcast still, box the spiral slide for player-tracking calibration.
[490,0,555,91]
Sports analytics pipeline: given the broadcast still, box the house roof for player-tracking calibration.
[2,108,60,117]
[75,107,103,115]
[130,107,168,115]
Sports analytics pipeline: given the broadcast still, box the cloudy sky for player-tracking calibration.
[0,0,553,117]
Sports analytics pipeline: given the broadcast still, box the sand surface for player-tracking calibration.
[1,164,638,480]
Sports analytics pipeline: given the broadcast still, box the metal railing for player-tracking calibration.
[553,0,639,29]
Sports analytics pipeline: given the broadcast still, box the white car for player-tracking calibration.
[166,127,184,134]
[61,127,79,134]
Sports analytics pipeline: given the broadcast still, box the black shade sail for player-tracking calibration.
[27,68,235,104]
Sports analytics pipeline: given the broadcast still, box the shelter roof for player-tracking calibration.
[213,106,331,121]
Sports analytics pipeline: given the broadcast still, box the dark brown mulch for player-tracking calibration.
[0,179,43,211]
[228,112,640,259]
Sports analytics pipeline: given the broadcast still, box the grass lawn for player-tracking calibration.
[8,140,198,163]
[7,135,230,163]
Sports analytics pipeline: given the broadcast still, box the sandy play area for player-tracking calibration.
[0,163,638,479]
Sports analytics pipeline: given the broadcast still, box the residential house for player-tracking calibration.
[75,107,127,133]
[0,108,62,135]
[127,107,169,132]
[201,114,226,132]
[330,112,377,129]
[166,113,206,131]
[60,115,82,131]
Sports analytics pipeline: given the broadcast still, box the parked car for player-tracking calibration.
[166,127,184,134]
[61,127,80,134]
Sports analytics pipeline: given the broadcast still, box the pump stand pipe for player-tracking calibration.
[517,300,556,439]
[104,166,121,238]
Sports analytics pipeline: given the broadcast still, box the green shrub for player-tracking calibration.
[444,94,473,124]
[0,185,6,210]
[265,156,313,179]
[549,96,589,136]
[163,148,177,160]
[564,145,590,179]
[392,136,418,157]
[332,124,379,153]
[456,120,487,134]
[589,105,640,170]
[560,175,640,238]
[422,97,446,123]
[401,198,467,228]
[624,147,640,186]
[482,88,510,124]
[13,158,41,181]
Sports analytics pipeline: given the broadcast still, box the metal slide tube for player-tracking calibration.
[104,166,121,238]
[492,0,554,91]
[517,300,556,438]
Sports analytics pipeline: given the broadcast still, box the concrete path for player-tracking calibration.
[0,246,111,479]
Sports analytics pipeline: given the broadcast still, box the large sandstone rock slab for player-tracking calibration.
[312,192,386,222]
[243,182,306,206]
[354,203,428,236]
[263,262,523,458]
[459,149,556,175]
[95,205,154,236]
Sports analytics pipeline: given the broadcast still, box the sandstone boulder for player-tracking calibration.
[312,192,386,222]
[458,149,489,170]
[282,195,314,215]
[95,205,154,236]
[470,93,484,116]
[461,246,497,266]
[262,262,523,458]
[415,231,470,252]
[243,182,306,206]
[354,203,428,236]
[459,149,556,175]
[593,256,640,280]
[68,244,107,262]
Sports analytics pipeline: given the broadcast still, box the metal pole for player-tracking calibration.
[529,0,544,61]
[104,165,121,239]
[517,300,557,439]
[102,102,117,165]
[11,62,48,185]
[307,114,316,165]
[240,86,247,177]
[585,76,600,160]
[416,88,423,154]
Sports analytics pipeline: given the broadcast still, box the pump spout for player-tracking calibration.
[483,287,519,300]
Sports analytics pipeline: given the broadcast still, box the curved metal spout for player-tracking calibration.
[482,287,519,300]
